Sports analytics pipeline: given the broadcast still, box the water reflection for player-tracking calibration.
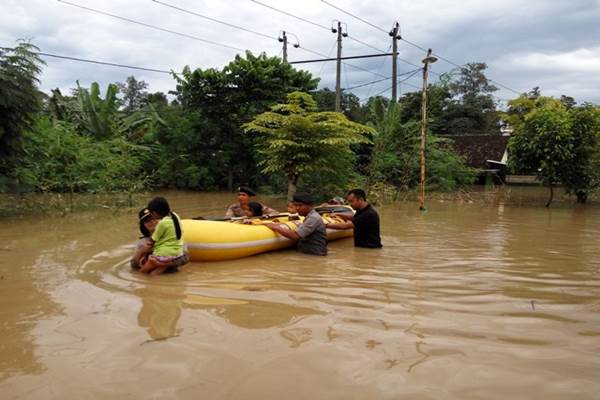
[135,286,184,341]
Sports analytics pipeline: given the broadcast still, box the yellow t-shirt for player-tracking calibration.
[151,214,184,257]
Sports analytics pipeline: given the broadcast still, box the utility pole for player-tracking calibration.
[279,31,288,63]
[278,31,299,63]
[419,48,438,211]
[389,21,401,102]
[332,21,347,112]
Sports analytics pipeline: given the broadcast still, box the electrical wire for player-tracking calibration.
[319,0,522,94]
[0,47,178,74]
[57,0,244,51]
[152,0,278,40]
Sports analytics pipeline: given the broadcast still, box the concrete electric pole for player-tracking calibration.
[419,48,438,211]
[332,20,347,112]
[389,22,401,102]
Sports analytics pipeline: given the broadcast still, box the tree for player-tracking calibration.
[173,51,319,190]
[560,105,600,203]
[0,41,44,185]
[444,62,499,134]
[367,98,475,192]
[244,92,373,199]
[116,76,149,112]
[312,88,367,123]
[74,81,120,139]
[508,107,573,207]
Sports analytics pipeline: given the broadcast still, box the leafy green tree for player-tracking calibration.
[368,98,475,192]
[173,51,319,190]
[444,62,499,134]
[368,99,420,189]
[312,88,367,123]
[0,41,44,187]
[15,117,152,195]
[397,82,452,134]
[508,107,573,206]
[244,92,373,199]
[558,105,600,203]
[73,81,120,139]
[116,76,149,112]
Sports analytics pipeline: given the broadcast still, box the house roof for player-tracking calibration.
[441,135,510,169]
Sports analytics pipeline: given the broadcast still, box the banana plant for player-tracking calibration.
[75,81,120,139]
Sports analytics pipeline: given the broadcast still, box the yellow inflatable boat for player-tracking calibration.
[182,208,353,261]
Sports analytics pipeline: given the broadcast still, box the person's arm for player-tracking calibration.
[327,221,354,230]
[225,205,235,217]
[264,223,300,241]
[330,212,354,222]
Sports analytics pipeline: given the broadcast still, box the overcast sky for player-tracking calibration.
[2,0,599,105]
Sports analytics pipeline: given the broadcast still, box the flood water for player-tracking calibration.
[1,191,599,399]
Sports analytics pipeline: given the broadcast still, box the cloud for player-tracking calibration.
[1,0,599,103]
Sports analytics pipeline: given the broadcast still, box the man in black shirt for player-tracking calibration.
[327,189,382,248]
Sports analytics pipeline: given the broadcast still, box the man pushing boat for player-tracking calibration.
[264,192,327,256]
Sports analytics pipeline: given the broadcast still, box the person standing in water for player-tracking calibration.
[225,186,277,217]
[140,197,185,275]
[328,188,382,248]
[265,192,327,256]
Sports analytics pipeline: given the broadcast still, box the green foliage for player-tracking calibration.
[312,88,368,123]
[508,99,600,204]
[562,105,600,202]
[0,41,45,183]
[367,98,476,192]
[368,99,420,189]
[503,94,564,131]
[74,81,120,139]
[173,51,319,190]
[116,76,149,112]
[151,108,222,190]
[244,92,373,199]
[15,117,152,193]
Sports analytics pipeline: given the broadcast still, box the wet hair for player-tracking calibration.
[138,208,152,238]
[347,188,367,201]
[247,202,263,217]
[147,197,182,240]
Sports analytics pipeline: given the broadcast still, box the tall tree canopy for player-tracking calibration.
[0,41,44,183]
[173,51,319,190]
[244,92,373,199]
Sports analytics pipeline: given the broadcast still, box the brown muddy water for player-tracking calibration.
[1,191,599,399]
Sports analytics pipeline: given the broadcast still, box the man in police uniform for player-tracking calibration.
[225,186,277,217]
[264,192,327,256]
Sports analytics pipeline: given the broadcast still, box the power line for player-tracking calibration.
[57,0,244,52]
[151,0,278,41]
[1,47,178,74]
[342,67,420,91]
[296,45,387,78]
[321,0,387,34]
[289,52,394,64]
[319,1,522,95]
[250,0,330,31]
[250,0,429,75]
[317,39,337,77]
[366,44,391,98]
